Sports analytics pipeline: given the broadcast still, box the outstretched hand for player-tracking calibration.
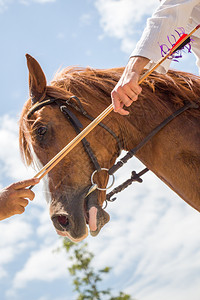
[0,178,40,221]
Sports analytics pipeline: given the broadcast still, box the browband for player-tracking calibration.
[27,98,59,118]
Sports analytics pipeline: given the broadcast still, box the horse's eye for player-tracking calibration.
[37,126,47,136]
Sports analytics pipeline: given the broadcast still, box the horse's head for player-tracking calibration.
[20,55,121,242]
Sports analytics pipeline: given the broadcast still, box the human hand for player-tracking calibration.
[111,56,149,115]
[0,178,40,221]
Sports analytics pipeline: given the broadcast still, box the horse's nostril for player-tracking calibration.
[51,214,71,232]
[57,215,69,227]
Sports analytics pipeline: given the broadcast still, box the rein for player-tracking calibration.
[106,100,199,203]
[26,24,200,187]
[27,95,199,206]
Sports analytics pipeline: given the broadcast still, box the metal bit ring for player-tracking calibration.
[91,168,115,191]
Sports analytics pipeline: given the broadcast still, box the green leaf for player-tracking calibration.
[61,238,135,300]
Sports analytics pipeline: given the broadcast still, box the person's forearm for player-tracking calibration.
[128,56,150,75]
[131,0,200,73]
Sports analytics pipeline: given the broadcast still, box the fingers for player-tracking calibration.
[111,76,142,115]
[11,195,34,216]
[111,89,138,115]
[15,204,26,215]
[14,189,36,201]
[7,190,35,217]
[8,178,37,202]
[0,178,39,220]
[18,198,29,207]
[11,178,40,190]
[15,198,29,215]
[117,107,130,116]
[111,92,129,115]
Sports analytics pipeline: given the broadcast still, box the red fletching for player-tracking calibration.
[170,33,189,52]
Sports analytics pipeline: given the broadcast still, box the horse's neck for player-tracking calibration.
[116,101,200,212]
[115,101,160,157]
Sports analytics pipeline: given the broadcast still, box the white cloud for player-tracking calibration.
[86,158,200,300]
[0,219,33,248]
[0,116,59,289]
[0,115,34,181]
[0,0,12,12]
[95,0,158,53]
[12,242,68,290]
[0,218,34,281]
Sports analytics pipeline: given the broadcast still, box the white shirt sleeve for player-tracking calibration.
[131,0,200,73]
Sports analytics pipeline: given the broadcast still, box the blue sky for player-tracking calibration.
[0,1,200,300]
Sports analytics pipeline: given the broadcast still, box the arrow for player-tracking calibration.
[32,24,200,181]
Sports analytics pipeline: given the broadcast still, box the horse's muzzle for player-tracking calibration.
[50,189,110,242]
[51,212,89,242]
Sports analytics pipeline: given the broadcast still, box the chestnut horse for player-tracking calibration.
[19,54,200,242]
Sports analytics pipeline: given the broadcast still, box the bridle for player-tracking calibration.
[27,95,121,191]
[27,95,199,207]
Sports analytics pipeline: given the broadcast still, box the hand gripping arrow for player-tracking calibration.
[32,24,200,182]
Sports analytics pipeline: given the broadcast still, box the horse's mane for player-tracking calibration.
[19,66,200,166]
[49,66,123,105]
[50,66,200,106]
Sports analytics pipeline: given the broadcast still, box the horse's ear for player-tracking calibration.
[26,54,47,105]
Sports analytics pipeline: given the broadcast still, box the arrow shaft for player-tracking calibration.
[34,24,200,180]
